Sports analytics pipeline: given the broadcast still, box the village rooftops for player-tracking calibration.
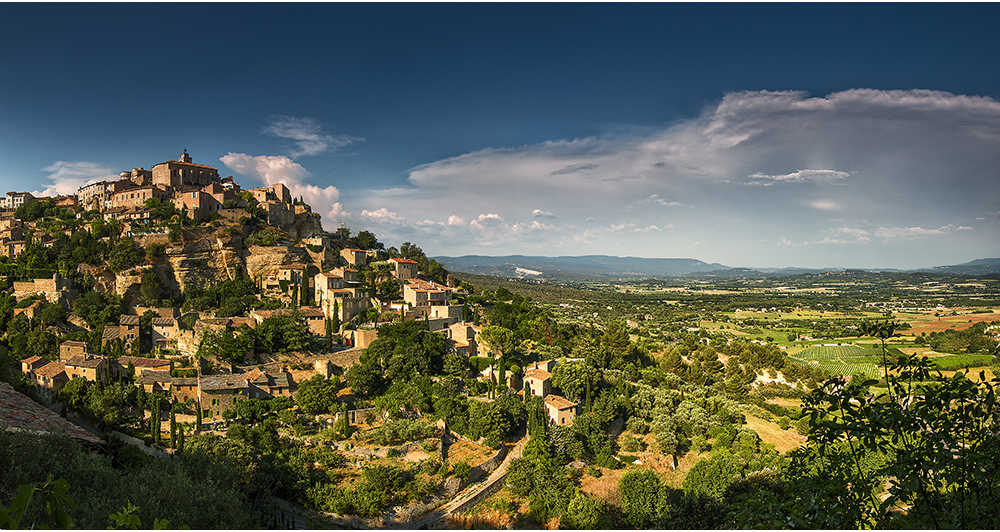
[22,355,45,366]
[200,374,248,391]
[171,377,198,387]
[389,257,418,264]
[151,317,176,326]
[0,382,102,444]
[119,315,140,326]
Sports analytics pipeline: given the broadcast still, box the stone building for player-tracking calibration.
[151,149,220,189]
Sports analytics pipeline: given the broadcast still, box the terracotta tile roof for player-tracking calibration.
[544,395,577,410]
[390,258,418,264]
[118,356,170,368]
[102,326,122,341]
[22,355,45,366]
[0,382,102,444]
[119,315,140,326]
[35,361,67,378]
[270,373,290,388]
[524,368,551,381]
[151,317,176,327]
[171,377,198,386]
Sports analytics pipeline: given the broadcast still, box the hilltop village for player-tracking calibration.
[2,150,581,425]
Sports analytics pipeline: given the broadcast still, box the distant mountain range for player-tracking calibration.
[433,255,1000,281]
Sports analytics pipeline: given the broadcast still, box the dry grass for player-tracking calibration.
[447,439,494,466]
[742,413,805,454]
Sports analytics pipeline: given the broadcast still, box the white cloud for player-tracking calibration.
[33,161,118,197]
[815,227,871,244]
[361,208,406,225]
[263,116,363,157]
[532,209,557,218]
[470,213,505,230]
[874,225,972,239]
[748,169,850,184]
[447,215,467,226]
[220,152,341,226]
[638,194,683,207]
[808,200,841,211]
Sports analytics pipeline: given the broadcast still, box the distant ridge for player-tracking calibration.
[434,255,1000,281]
[434,255,730,280]
[917,258,1000,275]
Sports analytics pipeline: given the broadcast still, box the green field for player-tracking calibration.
[787,344,896,379]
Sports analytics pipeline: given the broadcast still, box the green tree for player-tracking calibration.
[108,239,140,273]
[294,374,339,415]
[550,360,601,402]
[140,273,163,305]
[619,469,665,528]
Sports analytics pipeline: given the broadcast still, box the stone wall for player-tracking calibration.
[110,430,172,459]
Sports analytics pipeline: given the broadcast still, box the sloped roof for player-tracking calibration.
[544,395,577,410]
[119,356,170,368]
[137,370,172,384]
[119,315,140,326]
[0,382,101,444]
[35,361,67,378]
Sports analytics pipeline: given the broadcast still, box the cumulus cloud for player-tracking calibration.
[32,161,118,197]
[532,209,557,218]
[220,152,341,223]
[471,213,505,230]
[447,215,467,226]
[874,225,972,239]
[263,116,363,157]
[361,208,406,225]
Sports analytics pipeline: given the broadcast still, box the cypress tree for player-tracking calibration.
[170,410,177,448]
[151,401,160,443]
[196,400,203,431]
[301,271,309,306]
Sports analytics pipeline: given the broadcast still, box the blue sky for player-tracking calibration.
[1,3,998,269]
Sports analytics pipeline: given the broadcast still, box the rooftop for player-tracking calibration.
[544,395,577,410]
[0,382,102,444]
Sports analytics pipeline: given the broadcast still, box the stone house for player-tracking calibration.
[523,363,554,398]
[340,248,368,267]
[64,355,108,385]
[31,361,68,393]
[151,317,178,349]
[389,257,419,280]
[170,377,199,403]
[544,395,578,426]
[137,370,173,395]
[199,374,249,418]
[244,368,293,399]
[59,341,91,362]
